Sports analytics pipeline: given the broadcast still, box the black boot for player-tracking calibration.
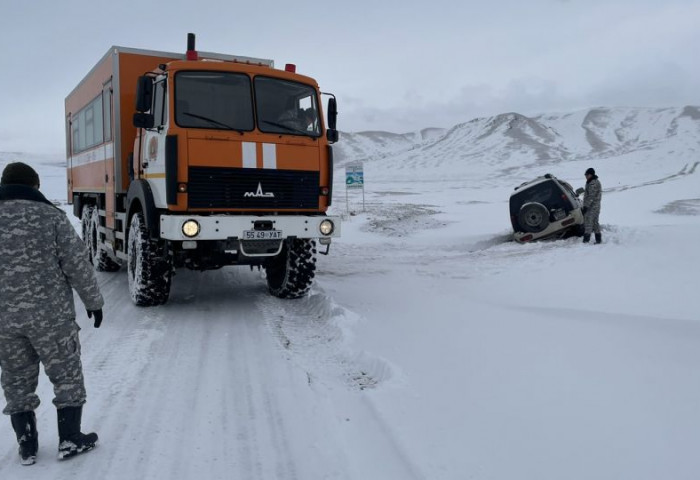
[10,411,38,465]
[57,406,98,460]
[582,233,591,243]
[595,233,602,244]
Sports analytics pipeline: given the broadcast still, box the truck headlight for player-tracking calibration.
[319,219,334,236]
[182,219,200,238]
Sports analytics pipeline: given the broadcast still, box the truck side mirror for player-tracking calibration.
[326,129,339,143]
[133,112,155,129]
[135,76,154,113]
[575,187,585,196]
[327,97,338,130]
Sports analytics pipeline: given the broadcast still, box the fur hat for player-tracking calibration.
[1,162,40,187]
[585,167,596,176]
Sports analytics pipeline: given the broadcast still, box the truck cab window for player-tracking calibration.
[255,77,321,137]
[175,72,254,131]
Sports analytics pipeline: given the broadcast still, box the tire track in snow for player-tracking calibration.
[93,268,301,480]
[0,269,301,479]
[0,265,413,479]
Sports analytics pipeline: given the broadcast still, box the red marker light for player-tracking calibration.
[186,33,198,61]
[285,63,296,73]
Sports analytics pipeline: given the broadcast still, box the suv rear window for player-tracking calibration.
[510,180,571,217]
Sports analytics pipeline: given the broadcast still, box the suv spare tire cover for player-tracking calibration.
[518,202,550,233]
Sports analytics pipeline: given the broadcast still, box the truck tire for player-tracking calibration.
[265,239,317,299]
[89,207,121,272]
[127,212,172,306]
[518,202,550,233]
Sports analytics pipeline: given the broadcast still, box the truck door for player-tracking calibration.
[138,77,168,209]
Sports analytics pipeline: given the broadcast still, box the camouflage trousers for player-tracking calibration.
[0,320,85,415]
[584,207,601,235]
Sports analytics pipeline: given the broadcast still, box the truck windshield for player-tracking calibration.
[175,72,254,131]
[254,77,321,138]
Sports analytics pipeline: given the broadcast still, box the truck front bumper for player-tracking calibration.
[160,214,341,241]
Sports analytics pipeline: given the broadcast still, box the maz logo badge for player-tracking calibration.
[244,182,275,198]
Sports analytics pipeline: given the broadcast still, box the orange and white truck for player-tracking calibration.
[65,34,340,306]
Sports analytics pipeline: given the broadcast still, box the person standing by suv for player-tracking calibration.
[0,162,104,464]
[582,167,602,244]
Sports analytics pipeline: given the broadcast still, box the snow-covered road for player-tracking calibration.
[0,265,427,480]
[1,146,699,479]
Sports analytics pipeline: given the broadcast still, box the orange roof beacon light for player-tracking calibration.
[65,32,340,307]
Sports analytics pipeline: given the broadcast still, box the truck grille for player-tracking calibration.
[188,167,320,210]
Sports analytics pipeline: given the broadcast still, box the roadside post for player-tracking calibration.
[345,163,365,213]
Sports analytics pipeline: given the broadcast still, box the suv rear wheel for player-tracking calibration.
[518,202,550,233]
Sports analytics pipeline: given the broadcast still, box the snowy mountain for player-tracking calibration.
[336,106,700,185]
[1,107,699,480]
[335,127,446,165]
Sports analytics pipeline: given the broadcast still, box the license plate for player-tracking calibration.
[553,209,566,221]
[243,230,283,240]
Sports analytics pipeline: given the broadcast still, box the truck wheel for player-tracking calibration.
[127,212,172,306]
[265,239,317,299]
[89,207,121,272]
[518,202,550,233]
[81,206,94,262]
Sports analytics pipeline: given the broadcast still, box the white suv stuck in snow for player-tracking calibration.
[510,174,585,243]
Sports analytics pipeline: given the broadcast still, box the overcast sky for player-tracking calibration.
[1,0,699,153]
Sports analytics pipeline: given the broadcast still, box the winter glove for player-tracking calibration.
[582,206,588,215]
[87,309,103,328]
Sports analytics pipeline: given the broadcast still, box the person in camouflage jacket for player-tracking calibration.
[0,162,104,464]
[582,167,602,244]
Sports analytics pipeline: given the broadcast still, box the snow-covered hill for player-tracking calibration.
[1,106,699,480]
[336,106,700,186]
[335,127,446,165]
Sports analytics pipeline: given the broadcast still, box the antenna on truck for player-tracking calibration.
[186,33,198,61]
